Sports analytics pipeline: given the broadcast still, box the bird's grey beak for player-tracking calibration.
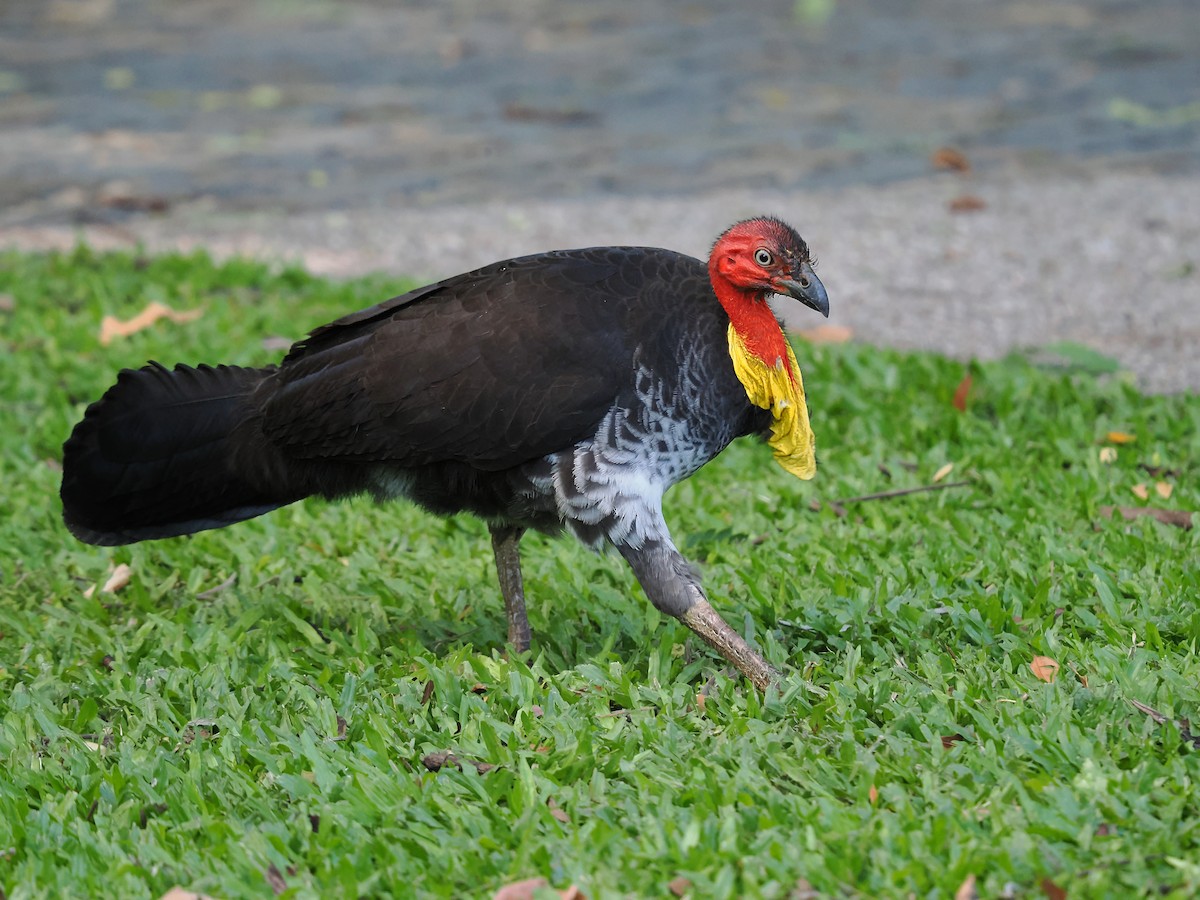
[774,263,829,318]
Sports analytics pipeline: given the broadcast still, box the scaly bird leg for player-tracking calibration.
[619,542,780,691]
[489,524,531,653]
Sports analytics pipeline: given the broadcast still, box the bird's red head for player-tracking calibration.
[708,216,829,376]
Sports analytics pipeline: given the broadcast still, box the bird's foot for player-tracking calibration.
[682,600,780,692]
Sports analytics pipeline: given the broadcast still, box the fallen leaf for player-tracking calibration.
[159,889,220,900]
[494,880,549,900]
[795,323,853,344]
[955,874,979,900]
[98,301,204,345]
[1131,483,1150,500]
[1106,430,1136,444]
[547,797,570,824]
[668,876,692,897]
[1099,505,1194,530]
[492,879,587,900]
[85,562,133,598]
[1155,481,1173,499]
[1030,656,1060,683]
[941,733,968,749]
[98,191,169,213]
[1068,663,1088,688]
[948,194,986,213]
[1040,877,1067,900]
[933,463,955,483]
[868,784,878,805]
[932,146,971,172]
[695,691,706,712]
[1098,447,1118,464]
[502,102,598,125]
[952,372,972,412]
[264,863,287,895]
[421,679,435,705]
[103,562,132,593]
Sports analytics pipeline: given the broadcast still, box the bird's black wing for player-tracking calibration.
[257,247,702,471]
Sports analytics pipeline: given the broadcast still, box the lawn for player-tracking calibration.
[1,248,1197,899]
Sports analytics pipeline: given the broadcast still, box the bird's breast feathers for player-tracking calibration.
[726,324,816,480]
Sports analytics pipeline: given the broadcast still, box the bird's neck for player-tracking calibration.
[709,268,816,480]
[709,275,796,383]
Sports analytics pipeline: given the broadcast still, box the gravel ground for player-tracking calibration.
[4,159,1197,394]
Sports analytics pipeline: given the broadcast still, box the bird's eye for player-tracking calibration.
[754,248,773,267]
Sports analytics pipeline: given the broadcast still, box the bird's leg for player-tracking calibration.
[489,523,531,653]
[619,542,780,691]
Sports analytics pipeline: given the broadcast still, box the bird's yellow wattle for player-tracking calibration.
[727,324,816,480]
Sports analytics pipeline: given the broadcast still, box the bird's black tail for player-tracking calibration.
[61,362,297,546]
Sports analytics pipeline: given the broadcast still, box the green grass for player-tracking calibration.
[1,247,1198,899]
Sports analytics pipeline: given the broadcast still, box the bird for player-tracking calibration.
[61,216,829,690]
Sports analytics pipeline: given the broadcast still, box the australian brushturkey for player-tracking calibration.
[61,217,829,689]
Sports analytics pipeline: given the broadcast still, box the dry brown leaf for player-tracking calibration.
[948,194,986,213]
[695,691,706,713]
[868,784,878,805]
[954,874,979,900]
[1099,505,1194,530]
[1040,877,1067,900]
[492,879,586,900]
[494,878,549,900]
[98,301,204,346]
[795,324,853,344]
[1131,483,1150,500]
[933,463,955,483]
[941,733,967,749]
[931,146,971,172]
[668,876,692,897]
[952,372,973,412]
[1098,447,1118,464]
[1155,481,1173,499]
[159,889,220,900]
[1031,656,1060,683]
[1106,430,1136,444]
[85,562,133,598]
[265,863,287,895]
[103,562,132,593]
[547,798,570,824]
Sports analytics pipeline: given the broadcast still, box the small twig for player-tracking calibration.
[1128,697,1200,748]
[813,480,971,515]
[196,572,237,600]
[836,480,971,505]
